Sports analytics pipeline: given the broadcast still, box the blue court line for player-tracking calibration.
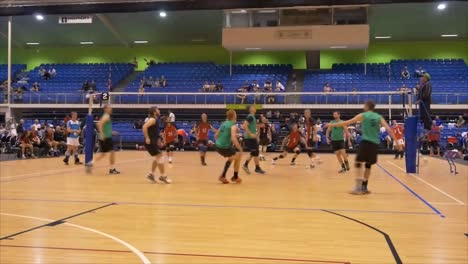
[376,164,445,218]
[0,198,437,216]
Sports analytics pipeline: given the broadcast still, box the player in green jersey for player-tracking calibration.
[326,111,350,173]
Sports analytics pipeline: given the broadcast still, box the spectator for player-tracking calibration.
[323,82,332,92]
[43,69,51,80]
[20,131,35,159]
[237,87,247,104]
[160,76,167,87]
[148,76,154,87]
[89,80,97,91]
[291,73,297,90]
[168,110,176,123]
[16,119,25,136]
[456,115,466,128]
[81,80,90,92]
[275,80,285,92]
[138,85,145,94]
[266,89,275,104]
[153,77,160,88]
[401,66,410,79]
[264,79,272,92]
[31,82,40,92]
[417,73,432,130]
[209,81,216,92]
[434,115,443,127]
[428,120,441,156]
[216,81,224,92]
[38,66,46,77]
[414,66,426,78]
[202,81,210,92]
[413,83,420,95]
[251,80,260,90]
[31,119,41,131]
[253,84,262,103]
[50,68,57,78]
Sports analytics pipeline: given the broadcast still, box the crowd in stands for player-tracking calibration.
[138,76,167,93]
[234,79,286,104]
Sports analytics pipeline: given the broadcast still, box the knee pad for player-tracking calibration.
[365,162,372,169]
[156,155,166,164]
[167,144,175,152]
[355,162,362,169]
[199,145,208,152]
[295,149,301,155]
[251,149,259,157]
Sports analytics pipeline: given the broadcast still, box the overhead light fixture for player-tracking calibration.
[437,3,447,10]
[191,39,206,42]
[26,42,40,45]
[35,14,44,21]
[375,36,391,39]
[258,10,277,13]
[231,10,247,14]
[134,40,148,44]
[441,34,458,37]
[330,46,347,49]
[245,47,262,50]
[80,41,94,45]
[159,11,167,17]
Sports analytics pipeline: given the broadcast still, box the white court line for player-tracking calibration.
[1,157,151,181]
[387,161,466,205]
[429,202,465,205]
[0,212,151,264]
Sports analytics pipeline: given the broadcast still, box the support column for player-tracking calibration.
[7,16,12,105]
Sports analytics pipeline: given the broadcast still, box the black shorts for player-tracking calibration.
[356,140,379,165]
[198,139,208,145]
[165,141,176,151]
[145,143,162,157]
[216,146,237,158]
[331,140,345,152]
[99,138,113,153]
[244,138,258,151]
[430,141,440,148]
[259,137,270,146]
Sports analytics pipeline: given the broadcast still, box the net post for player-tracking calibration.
[405,116,418,173]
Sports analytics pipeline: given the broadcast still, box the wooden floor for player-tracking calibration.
[0,151,466,264]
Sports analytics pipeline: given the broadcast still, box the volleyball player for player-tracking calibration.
[163,121,177,164]
[326,101,402,194]
[271,123,306,165]
[94,105,120,174]
[258,116,272,161]
[143,106,171,184]
[215,109,243,184]
[326,111,350,173]
[63,111,83,165]
[196,113,217,166]
[392,120,405,159]
[242,105,266,174]
[304,109,322,168]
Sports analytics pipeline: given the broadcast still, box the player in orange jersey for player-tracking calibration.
[196,113,217,166]
[271,123,307,165]
[392,120,405,159]
[163,121,178,164]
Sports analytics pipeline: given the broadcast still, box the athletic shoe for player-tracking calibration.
[218,176,229,184]
[75,161,83,165]
[63,158,69,165]
[290,161,296,166]
[147,173,156,183]
[201,161,207,166]
[242,165,251,174]
[350,179,365,195]
[109,168,121,174]
[255,167,266,174]
[271,159,276,165]
[308,164,315,169]
[230,176,242,183]
[159,176,172,184]
[22,155,27,159]
[338,168,347,173]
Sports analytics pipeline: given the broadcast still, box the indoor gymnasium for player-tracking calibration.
[0,1,467,264]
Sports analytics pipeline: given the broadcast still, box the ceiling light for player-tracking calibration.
[231,10,247,14]
[80,41,94,45]
[441,34,458,37]
[437,3,446,10]
[258,10,277,13]
[35,14,44,21]
[245,47,262,50]
[159,11,167,17]
[330,46,347,49]
[134,40,148,44]
[375,36,391,39]
[26,42,40,45]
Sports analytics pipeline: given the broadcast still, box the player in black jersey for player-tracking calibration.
[258,116,272,161]
[142,106,171,184]
[304,109,322,168]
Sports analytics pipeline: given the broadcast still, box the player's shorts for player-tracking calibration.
[198,139,208,145]
[244,138,258,151]
[331,140,345,152]
[429,140,440,148]
[285,144,300,153]
[66,137,80,146]
[99,138,113,153]
[165,141,176,151]
[356,140,378,165]
[393,139,405,146]
[216,146,237,158]
[145,143,162,157]
[259,137,270,146]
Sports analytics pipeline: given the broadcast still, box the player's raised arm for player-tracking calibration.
[328,114,363,128]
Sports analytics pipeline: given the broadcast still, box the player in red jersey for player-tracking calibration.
[163,121,177,164]
[196,113,217,166]
[392,120,405,159]
[271,123,307,165]
[304,109,322,168]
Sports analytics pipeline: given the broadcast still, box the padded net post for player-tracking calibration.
[405,116,418,173]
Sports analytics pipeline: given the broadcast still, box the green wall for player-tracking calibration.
[1,40,467,70]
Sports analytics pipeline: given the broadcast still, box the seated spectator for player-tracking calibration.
[456,115,466,128]
[153,78,160,88]
[160,76,167,87]
[275,80,285,92]
[81,80,90,92]
[414,66,426,77]
[31,82,40,92]
[266,90,276,104]
[209,81,216,92]
[401,66,410,79]
[202,81,210,92]
[43,69,51,80]
[323,82,332,92]
[237,87,247,104]
[216,81,224,92]
[242,80,251,92]
[251,80,260,90]
[20,131,35,159]
[50,68,57,78]
[253,85,262,103]
[148,76,154,87]
[138,85,145,94]
[89,80,97,91]
[31,119,41,131]
[413,84,420,95]
[38,66,46,77]
[264,79,272,91]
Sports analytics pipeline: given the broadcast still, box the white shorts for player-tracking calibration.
[67,137,80,146]
[393,139,405,146]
